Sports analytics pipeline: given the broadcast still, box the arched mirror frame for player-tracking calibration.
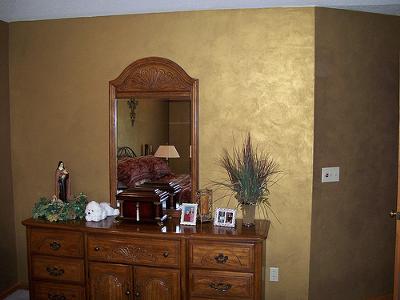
[109,57,199,207]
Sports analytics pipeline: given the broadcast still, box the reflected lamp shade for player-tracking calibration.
[154,145,180,159]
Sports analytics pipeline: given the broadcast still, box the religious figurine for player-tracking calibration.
[55,161,71,202]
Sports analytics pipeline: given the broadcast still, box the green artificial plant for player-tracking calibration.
[32,193,88,222]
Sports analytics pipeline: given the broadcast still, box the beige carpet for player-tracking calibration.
[4,290,29,300]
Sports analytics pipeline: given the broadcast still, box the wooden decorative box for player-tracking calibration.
[116,188,168,225]
[140,180,182,209]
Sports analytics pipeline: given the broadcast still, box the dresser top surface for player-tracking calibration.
[23,217,269,242]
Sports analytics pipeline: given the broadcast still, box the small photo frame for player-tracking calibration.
[180,203,198,226]
[214,208,236,228]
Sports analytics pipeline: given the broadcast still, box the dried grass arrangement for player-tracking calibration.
[213,133,281,222]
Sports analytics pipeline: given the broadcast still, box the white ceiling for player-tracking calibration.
[0,0,399,22]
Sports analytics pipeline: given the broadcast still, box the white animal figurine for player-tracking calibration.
[100,202,119,217]
[85,201,107,222]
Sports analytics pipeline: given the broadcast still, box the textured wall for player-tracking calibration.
[310,8,400,300]
[0,20,18,291]
[9,8,315,299]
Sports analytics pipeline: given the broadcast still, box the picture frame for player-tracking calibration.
[213,208,236,228]
[180,203,198,226]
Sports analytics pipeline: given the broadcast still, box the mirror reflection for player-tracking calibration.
[109,56,198,206]
[116,98,192,202]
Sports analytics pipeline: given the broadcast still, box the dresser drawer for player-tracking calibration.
[189,240,254,272]
[87,235,180,267]
[189,270,254,299]
[30,228,84,258]
[32,256,85,284]
[32,281,85,300]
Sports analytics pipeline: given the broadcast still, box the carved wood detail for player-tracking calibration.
[107,245,156,263]
[139,278,171,299]
[118,66,191,92]
[134,266,179,300]
[94,273,122,287]
[111,57,195,93]
[87,236,180,267]
[89,262,132,300]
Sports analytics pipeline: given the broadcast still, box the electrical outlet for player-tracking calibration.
[269,267,279,282]
[321,167,340,183]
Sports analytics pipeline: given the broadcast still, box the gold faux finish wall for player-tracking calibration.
[9,8,315,299]
[310,8,400,299]
[0,20,18,291]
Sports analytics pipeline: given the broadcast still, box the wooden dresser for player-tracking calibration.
[23,217,269,300]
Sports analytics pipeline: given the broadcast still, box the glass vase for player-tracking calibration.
[241,204,256,227]
[196,189,213,223]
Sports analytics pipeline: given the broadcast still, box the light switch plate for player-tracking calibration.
[322,167,340,183]
[269,267,279,282]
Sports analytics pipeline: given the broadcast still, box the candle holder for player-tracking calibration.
[196,189,213,223]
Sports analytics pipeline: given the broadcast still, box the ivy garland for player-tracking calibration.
[32,193,88,222]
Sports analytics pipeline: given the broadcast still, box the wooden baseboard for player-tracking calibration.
[367,294,392,300]
[0,282,28,300]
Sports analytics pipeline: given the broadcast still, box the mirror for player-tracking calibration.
[117,99,191,174]
[109,57,198,207]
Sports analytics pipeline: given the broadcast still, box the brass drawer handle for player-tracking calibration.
[48,293,66,300]
[94,247,100,251]
[209,282,232,292]
[163,251,169,258]
[135,291,140,297]
[46,266,64,277]
[49,241,61,251]
[125,290,131,296]
[214,253,228,264]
